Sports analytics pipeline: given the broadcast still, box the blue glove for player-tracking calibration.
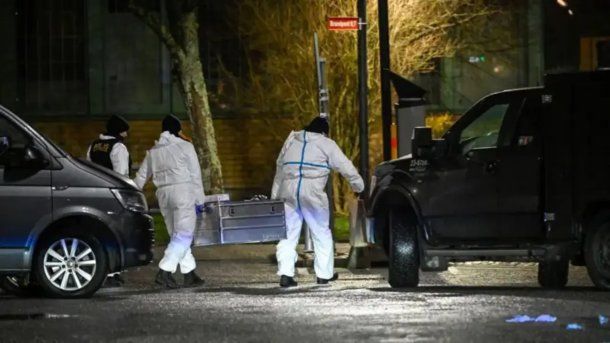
[195,204,206,215]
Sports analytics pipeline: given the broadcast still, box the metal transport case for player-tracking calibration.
[194,198,287,246]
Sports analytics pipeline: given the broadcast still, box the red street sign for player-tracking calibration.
[327,17,359,31]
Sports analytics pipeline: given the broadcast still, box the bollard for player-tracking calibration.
[303,222,314,253]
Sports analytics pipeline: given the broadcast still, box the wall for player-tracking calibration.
[544,0,610,72]
[435,1,544,113]
[31,117,289,207]
[0,1,17,112]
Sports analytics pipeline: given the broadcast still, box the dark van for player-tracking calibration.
[0,105,153,298]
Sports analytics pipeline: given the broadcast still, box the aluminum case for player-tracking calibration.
[194,200,287,246]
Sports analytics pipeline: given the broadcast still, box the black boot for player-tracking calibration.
[103,273,125,288]
[183,271,205,288]
[155,269,178,289]
[279,275,298,288]
[316,273,339,285]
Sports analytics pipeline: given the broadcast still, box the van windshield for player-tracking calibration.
[41,134,70,157]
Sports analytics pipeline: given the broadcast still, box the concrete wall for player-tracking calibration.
[87,0,184,118]
[436,1,544,113]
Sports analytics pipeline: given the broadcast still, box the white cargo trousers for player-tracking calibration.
[276,177,334,280]
[157,183,197,274]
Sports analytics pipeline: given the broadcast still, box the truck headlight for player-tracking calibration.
[111,189,148,213]
[370,175,377,196]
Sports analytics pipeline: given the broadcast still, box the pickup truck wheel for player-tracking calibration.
[388,209,420,288]
[585,220,610,290]
[34,231,108,298]
[537,259,568,289]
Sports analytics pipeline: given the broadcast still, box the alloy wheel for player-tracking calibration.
[42,238,97,292]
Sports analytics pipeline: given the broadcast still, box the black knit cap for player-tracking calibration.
[106,115,130,137]
[305,116,329,135]
[162,114,182,136]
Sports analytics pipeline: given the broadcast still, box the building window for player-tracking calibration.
[109,0,158,14]
[108,0,129,13]
[17,0,87,115]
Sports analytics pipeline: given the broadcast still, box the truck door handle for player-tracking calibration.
[485,161,498,174]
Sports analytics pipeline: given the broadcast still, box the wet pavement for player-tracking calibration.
[1,244,610,342]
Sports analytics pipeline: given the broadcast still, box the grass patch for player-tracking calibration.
[333,214,350,242]
[152,213,351,245]
[153,214,169,245]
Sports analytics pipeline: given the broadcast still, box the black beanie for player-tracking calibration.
[305,117,329,135]
[106,115,129,137]
[162,114,182,136]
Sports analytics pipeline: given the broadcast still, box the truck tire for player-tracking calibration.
[388,208,419,288]
[537,259,569,289]
[34,230,108,298]
[585,220,610,290]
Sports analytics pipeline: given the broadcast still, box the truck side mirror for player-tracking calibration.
[0,136,10,157]
[411,127,432,158]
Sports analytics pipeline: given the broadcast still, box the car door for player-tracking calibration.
[421,93,521,243]
[495,93,545,240]
[0,114,52,270]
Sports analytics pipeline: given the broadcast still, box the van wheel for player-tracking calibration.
[538,259,569,289]
[585,220,610,290]
[34,231,107,298]
[0,275,38,297]
[388,208,419,288]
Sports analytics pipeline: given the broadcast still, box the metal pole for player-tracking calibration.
[319,56,336,241]
[358,0,369,197]
[378,0,392,161]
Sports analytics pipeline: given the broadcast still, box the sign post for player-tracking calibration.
[326,10,370,268]
[301,33,333,253]
[357,0,369,198]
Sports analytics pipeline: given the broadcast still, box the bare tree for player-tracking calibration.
[128,0,223,193]
[224,0,511,213]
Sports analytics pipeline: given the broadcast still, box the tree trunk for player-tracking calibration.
[128,1,224,194]
[175,11,224,194]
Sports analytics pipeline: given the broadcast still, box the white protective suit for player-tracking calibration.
[134,131,205,274]
[272,130,364,279]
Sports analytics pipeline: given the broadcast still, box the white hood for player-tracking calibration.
[133,131,206,204]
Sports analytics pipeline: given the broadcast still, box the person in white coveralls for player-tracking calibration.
[134,115,205,289]
[271,117,364,287]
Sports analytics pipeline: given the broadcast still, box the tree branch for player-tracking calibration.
[128,0,185,61]
[406,10,499,46]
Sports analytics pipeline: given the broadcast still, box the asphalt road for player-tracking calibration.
[1,245,609,342]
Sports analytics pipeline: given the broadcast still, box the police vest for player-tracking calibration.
[89,138,120,170]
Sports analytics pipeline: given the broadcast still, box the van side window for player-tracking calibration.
[459,102,510,154]
[0,116,32,166]
[512,98,542,148]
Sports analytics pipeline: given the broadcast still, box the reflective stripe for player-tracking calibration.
[283,161,331,169]
[296,131,307,211]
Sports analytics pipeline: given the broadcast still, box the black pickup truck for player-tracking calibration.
[367,70,610,290]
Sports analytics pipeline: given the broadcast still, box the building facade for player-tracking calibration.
[0,0,609,202]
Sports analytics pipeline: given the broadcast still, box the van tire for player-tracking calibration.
[388,208,419,288]
[34,230,108,298]
[585,220,610,290]
[538,259,569,289]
